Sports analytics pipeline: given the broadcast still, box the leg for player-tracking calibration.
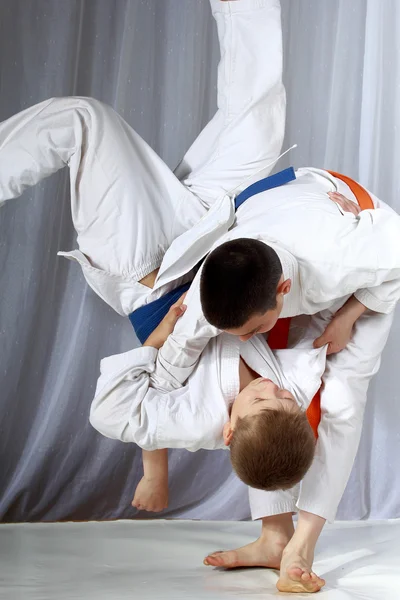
[0,97,206,315]
[297,309,395,522]
[175,0,286,207]
[205,486,325,592]
[204,513,294,570]
[277,511,325,593]
[277,309,393,592]
[204,486,296,569]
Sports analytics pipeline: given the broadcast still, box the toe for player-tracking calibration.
[287,566,304,582]
[203,551,226,568]
[311,572,326,588]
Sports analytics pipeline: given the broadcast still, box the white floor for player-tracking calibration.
[1,519,399,599]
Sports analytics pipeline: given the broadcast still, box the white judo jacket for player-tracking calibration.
[152,167,400,390]
[90,326,326,452]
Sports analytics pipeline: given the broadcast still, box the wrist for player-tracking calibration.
[143,339,160,350]
[143,334,163,350]
[142,449,169,482]
[337,295,367,323]
[144,473,168,484]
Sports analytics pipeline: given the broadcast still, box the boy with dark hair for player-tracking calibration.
[200,239,283,331]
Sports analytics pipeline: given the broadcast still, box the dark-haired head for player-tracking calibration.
[200,238,291,340]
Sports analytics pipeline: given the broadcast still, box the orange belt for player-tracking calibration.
[268,171,374,438]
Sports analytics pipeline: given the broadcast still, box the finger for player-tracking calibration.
[336,197,360,215]
[313,335,326,349]
[327,342,341,355]
[177,291,188,304]
[328,191,348,201]
[167,303,187,321]
[172,304,187,318]
[172,292,188,309]
[328,192,346,203]
[335,198,348,210]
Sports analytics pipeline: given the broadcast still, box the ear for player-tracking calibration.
[223,422,234,447]
[277,278,291,296]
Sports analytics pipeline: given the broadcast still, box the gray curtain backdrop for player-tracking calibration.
[1,0,399,522]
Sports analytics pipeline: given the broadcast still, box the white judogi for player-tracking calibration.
[154,171,400,391]
[89,329,326,452]
[0,0,396,523]
[0,0,285,316]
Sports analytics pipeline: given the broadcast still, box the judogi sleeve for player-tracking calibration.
[301,209,400,315]
[90,347,161,448]
[352,211,400,313]
[90,347,199,450]
[151,273,220,390]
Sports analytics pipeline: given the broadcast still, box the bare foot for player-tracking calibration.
[277,550,325,593]
[203,536,286,570]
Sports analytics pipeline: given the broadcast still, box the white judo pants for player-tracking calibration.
[250,306,394,523]
[0,0,285,316]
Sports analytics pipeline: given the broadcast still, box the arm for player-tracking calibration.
[89,346,169,512]
[313,294,367,354]
[330,192,400,314]
[151,271,220,391]
[130,302,188,512]
[89,295,188,446]
[131,449,169,513]
[314,192,400,353]
[89,345,160,447]
[91,299,185,513]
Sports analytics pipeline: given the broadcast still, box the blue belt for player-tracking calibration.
[129,167,295,343]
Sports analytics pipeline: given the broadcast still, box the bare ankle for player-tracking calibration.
[260,513,295,546]
[139,268,159,289]
[282,540,314,565]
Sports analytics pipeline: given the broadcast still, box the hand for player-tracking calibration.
[132,476,169,512]
[144,292,187,350]
[328,191,361,216]
[313,312,354,355]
